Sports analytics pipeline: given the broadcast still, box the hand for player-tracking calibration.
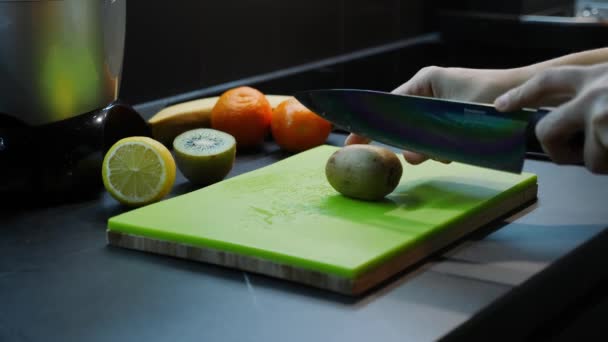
[494,64,608,174]
[345,66,530,164]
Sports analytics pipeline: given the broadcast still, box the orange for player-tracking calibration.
[271,98,332,152]
[211,86,272,149]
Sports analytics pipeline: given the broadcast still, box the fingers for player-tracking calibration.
[346,134,436,165]
[535,84,608,173]
[349,66,437,163]
[433,157,452,164]
[354,66,450,166]
[402,150,429,165]
[584,91,608,173]
[393,66,442,164]
[584,121,608,173]
[593,106,608,149]
[402,151,452,165]
[347,67,432,146]
[535,99,586,165]
[495,66,585,112]
[344,133,371,145]
[392,66,438,97]
[497,64,608,173]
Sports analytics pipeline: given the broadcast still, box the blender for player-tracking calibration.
[0,0,150,205]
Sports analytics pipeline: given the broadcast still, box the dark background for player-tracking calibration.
[120,0,429,103]
[119,0,608,104]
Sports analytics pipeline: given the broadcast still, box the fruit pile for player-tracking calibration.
[102,86,333,207]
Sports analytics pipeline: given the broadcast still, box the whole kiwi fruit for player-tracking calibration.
[325,145,403,201]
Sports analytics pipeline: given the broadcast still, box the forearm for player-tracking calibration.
[394,48,608,103]
[494,48,608,92]
[519,48,608,77]
[535,47,608,68]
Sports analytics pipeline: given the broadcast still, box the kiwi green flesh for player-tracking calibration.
[173,129,237,185]
[174,129,234,156]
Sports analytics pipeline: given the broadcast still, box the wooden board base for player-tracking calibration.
[107,184,537,296]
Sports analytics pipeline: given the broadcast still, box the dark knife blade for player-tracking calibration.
[295,89,548,173]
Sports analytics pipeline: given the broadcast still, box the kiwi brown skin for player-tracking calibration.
[173,129,236,186]
[325,145,403,201]
[174,146,236,185]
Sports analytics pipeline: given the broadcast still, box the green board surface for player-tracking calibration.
[108,145,537,279]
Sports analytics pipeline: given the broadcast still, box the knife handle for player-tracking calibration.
[525,109,549,156]
[525,108,585,162]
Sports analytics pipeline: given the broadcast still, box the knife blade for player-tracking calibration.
[294,89,549,173]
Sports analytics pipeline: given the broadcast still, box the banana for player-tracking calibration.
[149,94,292,147]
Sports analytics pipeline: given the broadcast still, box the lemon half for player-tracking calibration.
[102,136,176,207]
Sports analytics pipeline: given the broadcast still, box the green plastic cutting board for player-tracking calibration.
[107,145,537,295]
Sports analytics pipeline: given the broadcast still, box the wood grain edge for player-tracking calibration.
[107,183,537,296]
[106,230,355,295]
[351,183,538,295]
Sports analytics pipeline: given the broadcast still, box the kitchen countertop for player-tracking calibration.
[2,99,608,341]
[3,39,608,340]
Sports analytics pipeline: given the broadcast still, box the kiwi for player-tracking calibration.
[173,128,236,185]
[325,145,403,201]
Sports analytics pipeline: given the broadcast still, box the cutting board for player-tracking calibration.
[107,145,537,295]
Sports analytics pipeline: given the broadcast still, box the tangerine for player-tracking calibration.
[271,98,332,152]
[211,86,272,149]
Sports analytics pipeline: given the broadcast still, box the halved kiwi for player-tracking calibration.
[173,128,236,185]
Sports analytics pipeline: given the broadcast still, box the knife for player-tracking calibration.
[294,89,550,173]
